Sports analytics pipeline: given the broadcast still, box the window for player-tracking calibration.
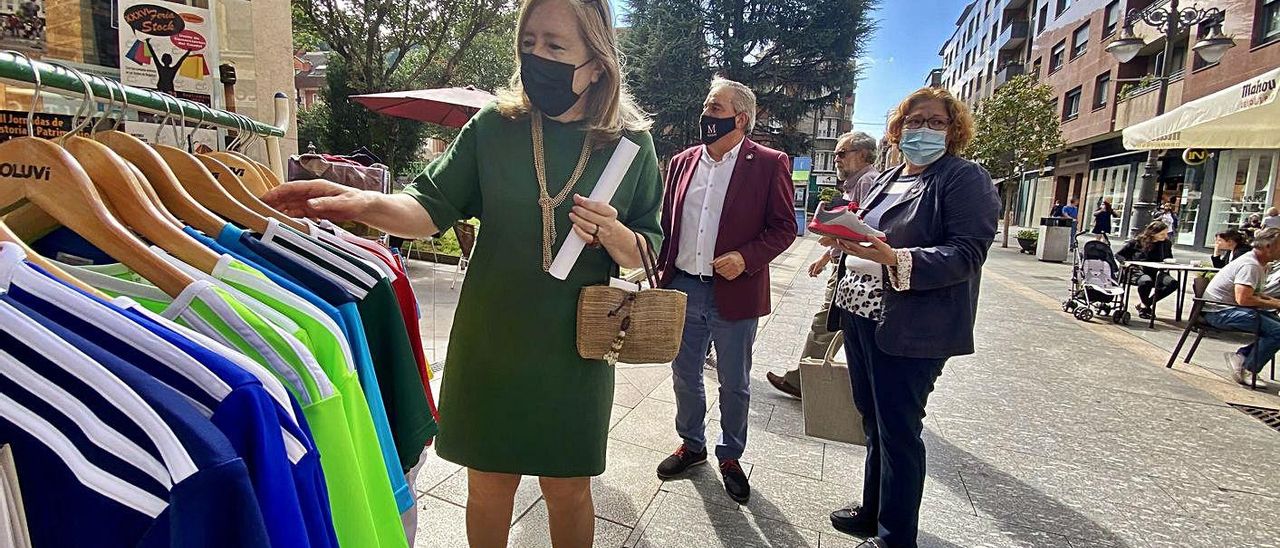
[1093,72,1111,109]
[991,22,999,46]
[1103,0,1121,36]
[1063,86,1082,120]
[815,151,834,172]
[819,118,840,139]
[1032,57,1043,77]
[1056,0,1071,16]
[1038,5,1050,34]
[1050,40,1066,72]
[1258,0,1280,45]
[1072,22,1090,58]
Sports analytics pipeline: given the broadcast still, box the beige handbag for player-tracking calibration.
[799,334,866,445]
[576,232,687,365]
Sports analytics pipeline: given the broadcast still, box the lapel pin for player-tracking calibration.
[746,153,754,160]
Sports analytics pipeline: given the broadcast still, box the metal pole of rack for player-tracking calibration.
[0,51,292,178]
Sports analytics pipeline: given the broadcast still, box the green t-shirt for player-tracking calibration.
[258,219,438,468]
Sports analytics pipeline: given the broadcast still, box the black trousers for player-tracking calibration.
[840,311,946,548]
[1137,272,1177,307]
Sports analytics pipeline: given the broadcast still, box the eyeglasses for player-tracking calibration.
[904,117,951,131]
[834,149,860,159]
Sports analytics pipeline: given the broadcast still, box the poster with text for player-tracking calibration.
[0,0,45,57]
[118,0,215,105]
[124,120,218,150]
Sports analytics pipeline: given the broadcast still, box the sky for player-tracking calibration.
[852,0,969,139]
[611,0,971,140]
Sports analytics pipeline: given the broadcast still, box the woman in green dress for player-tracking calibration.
[264,0,664,545]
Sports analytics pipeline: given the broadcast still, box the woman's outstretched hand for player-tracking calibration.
[263,179,374,222]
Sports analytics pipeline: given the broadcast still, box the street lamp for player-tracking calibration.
[1105,1,1235,239]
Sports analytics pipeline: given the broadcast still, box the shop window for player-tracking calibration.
[1072,22,1090,58]
[1208,151,1280,245]
[1093,72,1111,109]
[1103,1,1122,37]
[1063,86,1082,121]
[1262,0,1280,45]
[1050,40,1066,73]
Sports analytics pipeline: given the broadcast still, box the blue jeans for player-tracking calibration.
[842,311,946,548]
[1204,307,1280,374]
[669,272,758,460]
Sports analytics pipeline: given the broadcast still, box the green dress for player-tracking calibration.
[402,104,664,477]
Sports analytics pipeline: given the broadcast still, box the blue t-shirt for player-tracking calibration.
[1062,204,1079,220]
[3,266,335,548]
[0,299,272,547]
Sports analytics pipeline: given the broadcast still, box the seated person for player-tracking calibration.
[1203,227,1280,386]
[1212,229,1252,268]
[1117,221,1176,318]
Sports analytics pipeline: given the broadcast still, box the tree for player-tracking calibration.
[969,74,1065,248]
[292,0,517,174]
[623,0,876,159]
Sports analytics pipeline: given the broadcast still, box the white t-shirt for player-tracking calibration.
[1204,251,1264,311]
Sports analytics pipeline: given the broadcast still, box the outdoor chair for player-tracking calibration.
[1166,276,1276,389]
[451,221,477,290]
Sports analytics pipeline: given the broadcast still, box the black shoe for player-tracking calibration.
[855,538,887,548]
[720,459,750,504]
[830,506,878,537]
[766,371,802,398]
[656,445,707,480]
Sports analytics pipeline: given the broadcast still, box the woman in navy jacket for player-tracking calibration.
[822,87,1000,548]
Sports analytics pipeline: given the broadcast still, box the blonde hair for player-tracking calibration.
[885,87,975,155]
[496,0,652,142]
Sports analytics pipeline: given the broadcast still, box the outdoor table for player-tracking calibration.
[1119,260,1220,328]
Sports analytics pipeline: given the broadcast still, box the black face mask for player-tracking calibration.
[521,52,591,117]
[699,114,739,145]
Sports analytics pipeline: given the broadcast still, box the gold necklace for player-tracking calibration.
[531,113,593,272]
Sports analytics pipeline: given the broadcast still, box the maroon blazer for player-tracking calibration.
[658,138,797,321]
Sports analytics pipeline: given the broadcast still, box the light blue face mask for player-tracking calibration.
[900,128,948,166]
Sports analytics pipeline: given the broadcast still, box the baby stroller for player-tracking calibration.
[1062,237,1130,324]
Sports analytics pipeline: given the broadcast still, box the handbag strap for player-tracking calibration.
[823,332,844,367]
[631,231,660,289]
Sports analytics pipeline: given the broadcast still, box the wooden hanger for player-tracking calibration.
[126,160,183,228]
[65,136,221,273]
[0,219,109,298]
[153,143,270,234]
[205,150,270,196]
[197,154,309,231]
[96,130,227,236]
[0,137,194,297]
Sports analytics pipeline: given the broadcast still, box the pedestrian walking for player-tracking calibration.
[768,131,879,399]
[263,0,665,545]
[654,77,796,505]
[1116,221,1176,319]
[820,87,999,548]
[1091,199,1118,238]
[1203,227,1280,386]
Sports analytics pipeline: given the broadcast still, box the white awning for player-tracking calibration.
[1122,67,1280,150]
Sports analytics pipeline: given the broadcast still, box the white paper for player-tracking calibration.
[548,137,642,280]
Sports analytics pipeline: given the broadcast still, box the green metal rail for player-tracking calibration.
[0,51,287,138]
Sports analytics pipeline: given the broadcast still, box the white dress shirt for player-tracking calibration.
[676,139,743,276]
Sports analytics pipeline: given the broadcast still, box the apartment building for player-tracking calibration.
[938,0,1280,249]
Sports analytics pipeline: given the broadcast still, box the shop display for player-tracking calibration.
[0,54,434,547]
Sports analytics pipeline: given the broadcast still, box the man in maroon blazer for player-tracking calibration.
[654,77,797,504]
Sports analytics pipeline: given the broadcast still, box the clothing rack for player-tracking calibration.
[0,51,292,179]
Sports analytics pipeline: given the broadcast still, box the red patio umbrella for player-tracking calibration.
[350,86,497,128]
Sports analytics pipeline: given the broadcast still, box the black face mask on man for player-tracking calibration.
[520,52,592,117]
[699,114,739,145]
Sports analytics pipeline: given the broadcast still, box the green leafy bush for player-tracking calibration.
[1016,228,1039,240]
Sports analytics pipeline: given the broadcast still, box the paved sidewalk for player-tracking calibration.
[406,237,1280,547]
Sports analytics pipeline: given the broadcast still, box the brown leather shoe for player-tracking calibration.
[766,371,802,398]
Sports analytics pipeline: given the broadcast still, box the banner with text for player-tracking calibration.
[118,0,215,105]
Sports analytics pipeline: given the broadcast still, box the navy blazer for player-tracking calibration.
[827,154,1000,359]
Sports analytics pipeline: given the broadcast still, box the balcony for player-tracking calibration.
[997,20,1029,52]
[1001,0,1030,10]
[1113,78,1185,131]
[994,63,1025,89]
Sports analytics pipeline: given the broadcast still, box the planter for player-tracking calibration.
[1017,237,1038,254]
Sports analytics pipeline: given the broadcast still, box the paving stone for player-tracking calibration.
[593,440,667,527]
[614,380,647,409]
[618,365,674,397]
[412,446,463,495]
[629,491,820,548]
[610,404,632,430]
[428,469,543,524]
[610,398,682,453]
[707,418,825,480]
[413,494,469,547]
[507,500,632,548]
[657,457,753,512]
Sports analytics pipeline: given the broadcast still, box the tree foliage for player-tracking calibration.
[969,74,1064,246]
[292,0,517,175]
[623,0,876,159]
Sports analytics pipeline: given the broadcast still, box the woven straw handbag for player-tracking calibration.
[577,232,687,365]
